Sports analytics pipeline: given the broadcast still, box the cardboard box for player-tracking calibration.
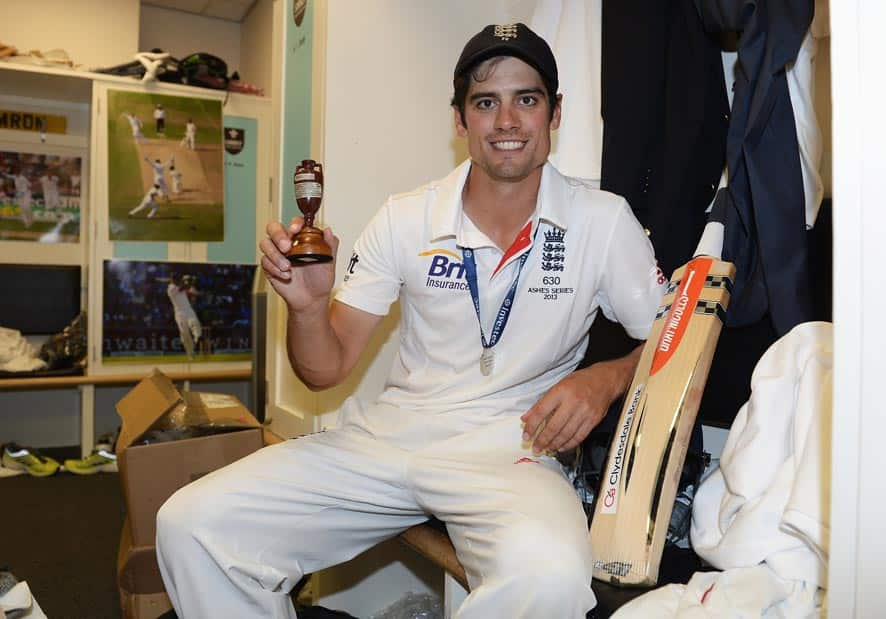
[119,591,172,619]
[116,370,263,547]
[117,516,171,618]
[117,518,165,595]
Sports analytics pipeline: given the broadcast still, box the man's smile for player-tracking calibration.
[490,139,528,151]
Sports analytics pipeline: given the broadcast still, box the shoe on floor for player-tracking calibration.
[0,568,18,597]
[63,447,117,475]
[1,443,59,477]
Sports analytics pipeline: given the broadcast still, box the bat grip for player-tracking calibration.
[692,221,724,260]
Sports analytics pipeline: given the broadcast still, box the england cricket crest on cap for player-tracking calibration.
[542,227,565,272]
[494,24,519,40]
[224,127,245,155]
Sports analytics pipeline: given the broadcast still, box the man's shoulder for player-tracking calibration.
[387,183,432,207]
[549,173,629,224]
[560,174,622,206]
[385,163,464,211]
[544,164,622,206]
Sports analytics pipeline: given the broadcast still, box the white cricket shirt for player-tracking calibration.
[167,283,197,318]
[335,160,665,447]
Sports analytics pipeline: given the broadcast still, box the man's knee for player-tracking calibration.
[156,482,219,548]
[491,520,592,590]
[472,522,594,614]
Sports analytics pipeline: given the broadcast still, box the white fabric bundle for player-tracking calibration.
[691,321,831,584]
[519,0,603,182]
[613,321,831,617]
[0,327,46,372]
[0,580,48,619]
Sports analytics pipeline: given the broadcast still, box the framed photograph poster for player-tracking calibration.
[106,90,224,242]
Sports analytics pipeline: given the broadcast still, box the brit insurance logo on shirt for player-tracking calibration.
[419,249,469,291]
[528,226,574,301]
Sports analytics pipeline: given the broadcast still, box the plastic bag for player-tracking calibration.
[370,592,442,619]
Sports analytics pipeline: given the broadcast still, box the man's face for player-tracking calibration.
[454,56,561,184]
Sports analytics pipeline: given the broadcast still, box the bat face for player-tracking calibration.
[589,256,735,586]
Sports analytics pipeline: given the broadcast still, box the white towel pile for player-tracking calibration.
[613,321,831,617]
[0,327,47,372]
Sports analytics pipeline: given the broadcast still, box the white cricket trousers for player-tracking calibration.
[156,417,596,618]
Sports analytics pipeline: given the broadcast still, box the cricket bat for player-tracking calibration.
[588,249,735,586]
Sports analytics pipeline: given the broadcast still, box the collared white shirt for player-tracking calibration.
[335,160,664,447]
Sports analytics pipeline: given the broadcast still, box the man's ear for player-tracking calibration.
[550,94,563,131]
[453,105,468,137]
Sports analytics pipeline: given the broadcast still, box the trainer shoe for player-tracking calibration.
[1,443,59,477]
[0,567,18,597]
[666,483,695,547]
[63,446,117,475]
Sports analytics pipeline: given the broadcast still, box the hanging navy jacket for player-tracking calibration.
[700,0,814,334]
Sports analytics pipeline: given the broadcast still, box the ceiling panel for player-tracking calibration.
[142,0,257,23]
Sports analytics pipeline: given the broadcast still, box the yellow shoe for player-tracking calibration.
[2,443,59,477]
[63,447,117,475]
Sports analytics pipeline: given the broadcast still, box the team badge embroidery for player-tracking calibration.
[542,227,565,272]
[494,24,519,40]
[224,127,245,155]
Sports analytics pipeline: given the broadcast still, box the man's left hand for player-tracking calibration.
[520,346,642,454]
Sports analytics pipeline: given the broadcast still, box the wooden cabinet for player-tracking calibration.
[0,4,280,453]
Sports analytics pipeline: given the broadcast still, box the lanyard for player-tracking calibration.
[461,230,536,352]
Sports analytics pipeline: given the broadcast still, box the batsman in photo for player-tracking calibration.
[0,148,82,243]
[102,259,254,364]
[106,90,224,242]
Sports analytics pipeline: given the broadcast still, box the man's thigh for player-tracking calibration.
[164,428,428,575]
[411,418,592,587]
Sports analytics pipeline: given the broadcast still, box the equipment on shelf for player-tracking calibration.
[95,49,236,92]
[39,311,87,371]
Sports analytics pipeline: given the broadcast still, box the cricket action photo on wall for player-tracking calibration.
[0,148,82,243]
[102,259,253,364]
[106,89,224,242]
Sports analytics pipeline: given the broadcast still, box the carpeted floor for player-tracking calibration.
[1,469,125,618]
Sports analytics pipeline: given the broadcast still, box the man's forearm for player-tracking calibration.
[576,343,644,410]
[285,298,346,390]
[609,343,644,399]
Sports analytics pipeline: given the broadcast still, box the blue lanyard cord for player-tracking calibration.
[461,233,535,350]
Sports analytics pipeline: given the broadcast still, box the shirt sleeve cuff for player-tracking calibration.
[334,290,391,317]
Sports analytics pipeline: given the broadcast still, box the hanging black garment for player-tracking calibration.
[583,0,728,374]
[700,0,815,334]
[599,0,729,278]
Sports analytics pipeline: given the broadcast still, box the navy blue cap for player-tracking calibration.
[454,23,558,94]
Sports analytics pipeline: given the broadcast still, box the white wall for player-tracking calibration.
[240,0,275,95]
[829,0,886,615]
[139,4,241,75]
[0,0,140,70]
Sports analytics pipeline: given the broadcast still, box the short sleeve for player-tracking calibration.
[334,198,402,316]
[596,200,666,340]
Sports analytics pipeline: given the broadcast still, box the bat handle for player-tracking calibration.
[693,221,724,260]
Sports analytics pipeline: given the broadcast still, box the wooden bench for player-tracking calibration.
[397,519,468,589]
